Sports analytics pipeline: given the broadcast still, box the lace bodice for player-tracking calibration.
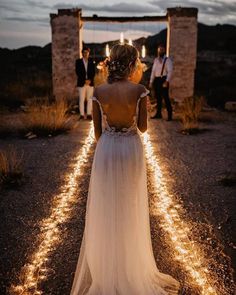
[92,89,149,136]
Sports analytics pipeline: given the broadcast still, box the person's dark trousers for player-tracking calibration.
[153,76,172,120]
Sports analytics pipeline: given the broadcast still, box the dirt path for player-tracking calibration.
[0,110,235,294]
[0,122,92,294]
[147,111,235,294]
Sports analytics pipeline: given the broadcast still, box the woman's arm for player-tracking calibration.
[137,95,147,133]
[92,89,102,141]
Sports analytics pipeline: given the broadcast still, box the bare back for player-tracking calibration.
[93,80,147,131]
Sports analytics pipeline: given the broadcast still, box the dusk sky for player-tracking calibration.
[0,0,236,49]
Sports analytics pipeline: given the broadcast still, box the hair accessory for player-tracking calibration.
[107,60,127,72]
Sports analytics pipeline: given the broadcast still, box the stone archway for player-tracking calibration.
[50,7,198,103]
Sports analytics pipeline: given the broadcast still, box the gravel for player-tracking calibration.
[0,109,235,295]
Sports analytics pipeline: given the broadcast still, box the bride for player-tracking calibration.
[70,44,180,295]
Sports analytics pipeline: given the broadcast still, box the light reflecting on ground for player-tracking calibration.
[10,125,232,295]
[10,123,94,295]
[143,131,229,295]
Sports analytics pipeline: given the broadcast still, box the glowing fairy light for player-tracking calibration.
[10,123,232,294]
[128,38,132,46]
[105,43,110,57]
[10,123,95,295]
[142,131,223,295]
[141,45,146,58]
[120,32,124,44]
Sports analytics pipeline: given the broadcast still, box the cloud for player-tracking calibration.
[84,22,166,35]
[0,3,22,13]
[53,2,157,14]
[1,0,236,30]
[24,0,51,9]
[51,1,236,25]
[0,27,51,49]
[149,0,236,18]
[1,12,163,33]
[2,16,50,25]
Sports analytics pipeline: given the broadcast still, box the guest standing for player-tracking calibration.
[75,47,95,120]
[149,43,173,121]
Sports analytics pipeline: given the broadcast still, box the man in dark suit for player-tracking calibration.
[75,47,95,120]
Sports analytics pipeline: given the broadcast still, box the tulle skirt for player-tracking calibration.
[70,131,180,295]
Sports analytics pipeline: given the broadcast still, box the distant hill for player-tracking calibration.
[0,23,236,108]
[85,23,236,56]
[1,22,235,59]
[144,23,236,54]
[197,23,236,52]
[0,44,52,107]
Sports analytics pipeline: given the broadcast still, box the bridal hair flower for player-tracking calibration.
[107,59,128,72]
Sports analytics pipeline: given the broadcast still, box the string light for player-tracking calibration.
[141,45,146,58]
[142,131,223,295]
[105,43,110,57]
[120,32,124,44]
[10,124,231,295]
[10,123,95,295]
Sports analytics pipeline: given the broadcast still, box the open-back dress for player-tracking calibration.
[70,88,180,295]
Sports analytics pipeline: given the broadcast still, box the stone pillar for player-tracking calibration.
[50,9,83,101]
[166,7,198,102]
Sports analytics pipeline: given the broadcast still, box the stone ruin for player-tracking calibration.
[50,7,198,103]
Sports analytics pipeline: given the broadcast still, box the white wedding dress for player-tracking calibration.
[70,89,180,295]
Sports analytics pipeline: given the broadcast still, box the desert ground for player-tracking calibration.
[0,107,235,295]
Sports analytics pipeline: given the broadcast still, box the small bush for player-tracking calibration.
[180,96,204,134]
[20,98,78,137]
[0,147,24,189]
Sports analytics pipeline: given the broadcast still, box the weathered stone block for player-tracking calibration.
[50,8,82,100]
[167,7,198,102]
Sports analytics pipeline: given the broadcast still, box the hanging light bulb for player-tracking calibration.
[141,45,146,58]
[128,38,132,46]
[120,32,124,44]
[105,44,110,57]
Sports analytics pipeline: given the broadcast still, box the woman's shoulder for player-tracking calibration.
[123,82,149,101]
[94,82,109,94]
[125,80,145,91]
[96,82,110,89]
[134,83,149,97]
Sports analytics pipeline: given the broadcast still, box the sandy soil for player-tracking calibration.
[0,109,235,294]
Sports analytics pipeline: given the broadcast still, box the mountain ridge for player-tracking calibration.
[0,22,236,108]
[1,22,236,54]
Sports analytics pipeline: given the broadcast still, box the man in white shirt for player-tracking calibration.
[149,44,173,121]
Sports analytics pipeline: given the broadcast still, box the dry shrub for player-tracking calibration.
[180,96,204,134]
[21,98,78,137]
[0,147,24,189]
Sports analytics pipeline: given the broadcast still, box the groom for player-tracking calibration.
[75,47,96,120]
[149,43,173,121]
